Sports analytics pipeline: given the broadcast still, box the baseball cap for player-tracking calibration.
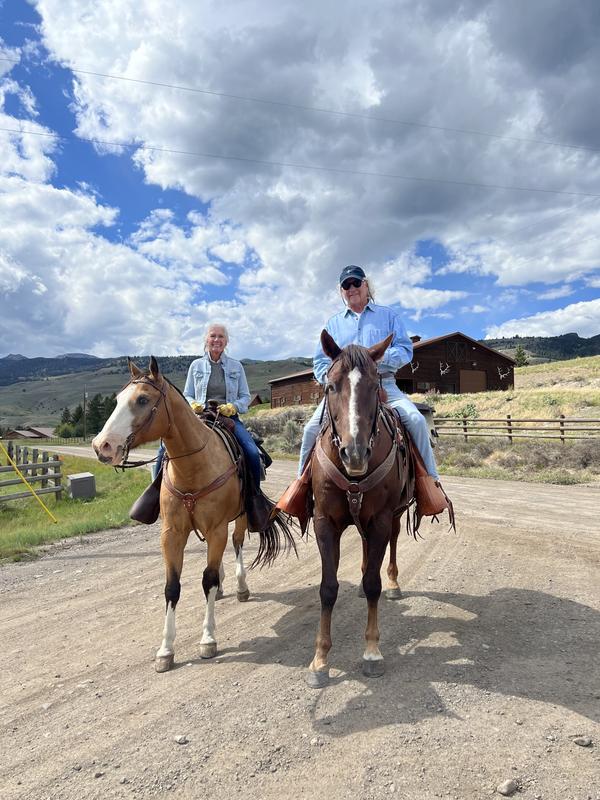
[339,265,366,285]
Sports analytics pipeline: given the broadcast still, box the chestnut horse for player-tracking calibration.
[307,331,414,688]
[92,357,295,672]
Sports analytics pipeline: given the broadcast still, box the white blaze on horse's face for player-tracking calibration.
[91,384,137,465]
[347,367,361,440]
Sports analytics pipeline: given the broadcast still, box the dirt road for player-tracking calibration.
[1,463,599,800]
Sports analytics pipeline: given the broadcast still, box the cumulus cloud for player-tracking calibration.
[2,0,600,357]
[485,298,600,338]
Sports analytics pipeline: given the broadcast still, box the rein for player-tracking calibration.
[116,376,172,469]
[320,358,398,538]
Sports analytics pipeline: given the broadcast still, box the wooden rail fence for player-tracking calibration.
[434,415,600,443]
[0,442,62,503]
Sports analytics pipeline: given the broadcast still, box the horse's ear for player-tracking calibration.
[368,334,393,363]
[321,330,342,360]
[128,358,143,378]
[149,356,160,379]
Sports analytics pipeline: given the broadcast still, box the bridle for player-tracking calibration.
[318,360,398,539]
[112,375,172,469]
[322,360,381,455]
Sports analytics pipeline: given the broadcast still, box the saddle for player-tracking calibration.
[129,404,275,532]
[273,404,455,535]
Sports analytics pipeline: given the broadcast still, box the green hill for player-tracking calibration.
[0,355,311,431]
[482,332,600,363]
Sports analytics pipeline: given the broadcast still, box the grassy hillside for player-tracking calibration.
[0,356,311,430]
[411,355,600,419]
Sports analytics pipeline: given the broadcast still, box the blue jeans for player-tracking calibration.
[152,417,262,486]
[152,442,165,481]
[297,378,438,479]
[232,415,262,487]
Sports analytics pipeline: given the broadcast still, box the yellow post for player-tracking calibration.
[0,440,58,524]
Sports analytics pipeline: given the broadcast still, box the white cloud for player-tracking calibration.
[3,0,600,358]
[485,298,600,338]
[537,285,575,300]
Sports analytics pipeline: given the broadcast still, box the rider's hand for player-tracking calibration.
[218,402,237,417]
[190,401,204,415]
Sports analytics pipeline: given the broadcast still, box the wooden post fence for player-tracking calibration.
[433,416,600,443]
[0,441,63,503]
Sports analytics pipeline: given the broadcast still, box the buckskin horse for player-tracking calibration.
[306,331,415,688]
[92,357,295,672]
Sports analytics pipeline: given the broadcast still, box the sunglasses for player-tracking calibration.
[341,278,364,290]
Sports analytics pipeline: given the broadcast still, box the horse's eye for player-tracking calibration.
[137,396,150,406]
[327,382,336,393]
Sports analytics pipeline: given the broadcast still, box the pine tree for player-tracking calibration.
[514,344,529,367]
[60,407,72,425]
[102,393,117,425]
[87,393,104,434]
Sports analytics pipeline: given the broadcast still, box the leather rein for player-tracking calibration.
[116,375,240,539]
[318,368,400,539]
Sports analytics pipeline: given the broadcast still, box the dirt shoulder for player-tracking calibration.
[1,464,599,800]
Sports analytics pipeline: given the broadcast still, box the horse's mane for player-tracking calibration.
[138,369,188,402]
[336,344,377,375]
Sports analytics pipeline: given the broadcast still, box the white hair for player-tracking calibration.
[204,322,229,350]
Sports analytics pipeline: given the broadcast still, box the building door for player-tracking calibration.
[459,369,487,393]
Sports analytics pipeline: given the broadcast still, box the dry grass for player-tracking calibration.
[411,355,600,420]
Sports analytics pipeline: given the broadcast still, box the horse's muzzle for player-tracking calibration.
[339,443,371,476]
[92,436,124,466]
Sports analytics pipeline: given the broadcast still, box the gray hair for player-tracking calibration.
[204,322,230,350]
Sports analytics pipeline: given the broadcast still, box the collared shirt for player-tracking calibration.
[183,352,251,414]
[313,302,413,384]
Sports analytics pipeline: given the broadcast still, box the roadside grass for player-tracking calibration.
[0,454,150,561]
[434,438,600,485]
[247,404,600,485]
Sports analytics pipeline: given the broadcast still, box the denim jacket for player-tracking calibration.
[183,353,251,414]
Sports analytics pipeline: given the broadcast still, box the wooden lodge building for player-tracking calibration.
[269,332,514,408]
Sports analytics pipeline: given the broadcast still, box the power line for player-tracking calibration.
[3,124,600,199]
[2,55,600,156]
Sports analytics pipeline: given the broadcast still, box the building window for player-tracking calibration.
[416,381,435,391]
[446,341,468,362]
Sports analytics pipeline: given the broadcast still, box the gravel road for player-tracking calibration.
[1,461,599,800]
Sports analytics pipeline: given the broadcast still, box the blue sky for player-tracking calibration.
[0,0,599,359]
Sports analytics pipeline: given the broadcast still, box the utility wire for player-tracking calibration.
[3,124,600,199]
[2,55,600,155]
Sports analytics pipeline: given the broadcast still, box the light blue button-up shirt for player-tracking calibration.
[313,302,413,384]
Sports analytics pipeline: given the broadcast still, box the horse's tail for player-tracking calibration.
[251,505,298,569]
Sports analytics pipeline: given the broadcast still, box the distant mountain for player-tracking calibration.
[0,354,313,428]
[482,333,600,362]
[56,353,101,360]
[2,353,28,360]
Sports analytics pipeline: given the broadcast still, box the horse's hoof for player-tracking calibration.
[362,658,385,678]
[237,589,250,602]
[199,642,217,659]
[306,669,329,688]
[385,587,402,600]
[216,587,224,600]
[155,653,174,673]
[357,583,366,598]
